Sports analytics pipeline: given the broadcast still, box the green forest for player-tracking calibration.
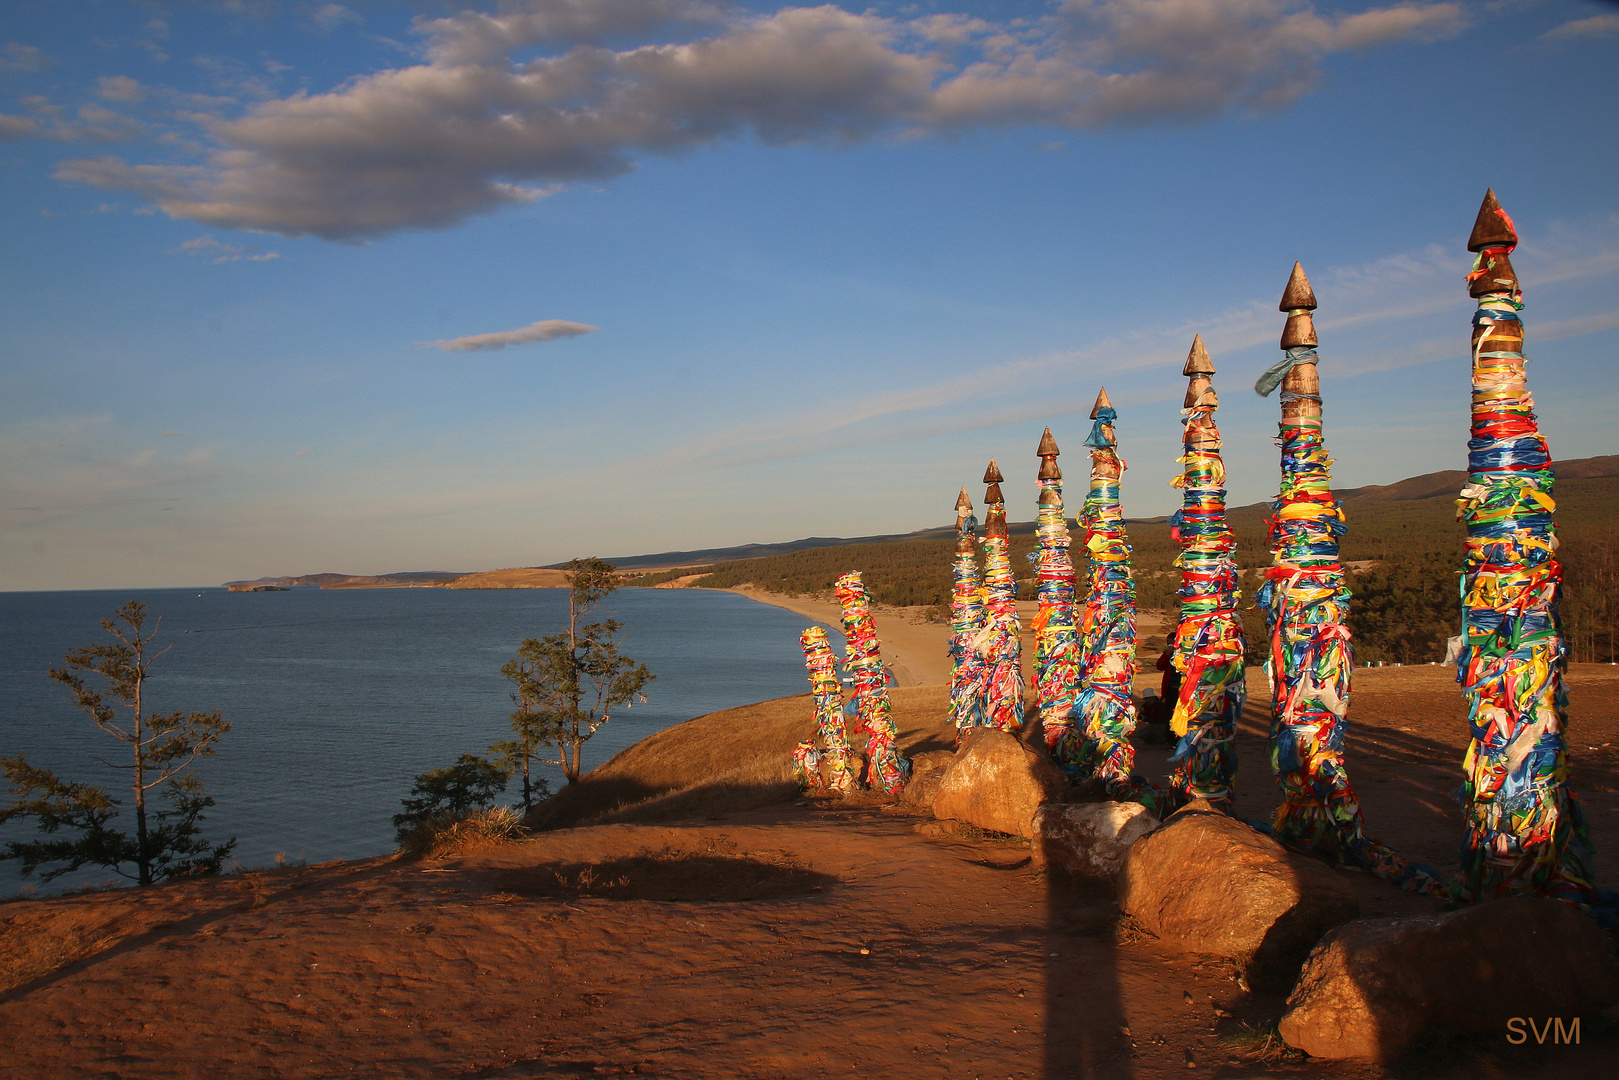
[630,469,1618,665]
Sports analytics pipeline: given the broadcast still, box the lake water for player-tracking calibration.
[0,586,844,896]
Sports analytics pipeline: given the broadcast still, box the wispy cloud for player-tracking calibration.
[662,212,1619,470]
[0,43,52,73]
[0,114,37,139]
[96,75,145,102]
[171,234,281,263]
[1539,13,1619,41]
[310,3,362,34]
[53,1,1468,239]
[419,319,599,352]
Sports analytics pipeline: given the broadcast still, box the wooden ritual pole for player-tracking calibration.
[1254,268,1372,852]
[1033,428,1082,759]
[1068,391,1156,807]
[1454,189,1594,902]
[799,626,855,794]
[834,571,909,793]
[1167,336,1243,811]
[949,488,989,741]
[1254,265,1444,892]
[979,460,1024,732]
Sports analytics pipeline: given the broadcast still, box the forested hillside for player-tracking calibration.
[635,458,1617,665]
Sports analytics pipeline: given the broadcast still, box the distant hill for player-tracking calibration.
[222,571,466,589]
[635,454,1617,666]
[224,454,1616,601]
[598,454,1619,573]
[548,531,958,572]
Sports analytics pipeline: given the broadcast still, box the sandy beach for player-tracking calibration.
[723,585,955,687]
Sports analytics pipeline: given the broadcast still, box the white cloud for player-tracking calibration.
[97,75,146,102]
[294,449,311,456]
[1540,14,1619,41]
[71,102,147,141]
[311,4,362,34]
[0,95,146,142]
[418,0,731,65]
[419,319,600,352]
[1331,2,1464,48]
[54,1,1469,239]
[172,234,282,263]
[0,43,52,73]
[162,431,182,437]
[0,114,38,139]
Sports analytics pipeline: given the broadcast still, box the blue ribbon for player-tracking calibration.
[1255,347,1318,398]
[1084,406,1117,449]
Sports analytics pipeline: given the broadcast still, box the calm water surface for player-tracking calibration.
[0,586,843,895]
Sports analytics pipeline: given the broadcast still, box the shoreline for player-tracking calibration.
[721,585,954,688]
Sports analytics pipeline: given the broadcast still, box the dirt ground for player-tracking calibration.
[2,665,1617,1079]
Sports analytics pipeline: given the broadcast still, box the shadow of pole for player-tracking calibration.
[1043,863,1135,1080]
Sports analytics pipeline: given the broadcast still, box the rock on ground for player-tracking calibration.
[1032,802,1159,880]
[1279,894,1619,1062]
[900,750,956,809]
[1117,802,1360,993]
[931,729,1066,839]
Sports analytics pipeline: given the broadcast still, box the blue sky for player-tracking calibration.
[2,0,1617,591]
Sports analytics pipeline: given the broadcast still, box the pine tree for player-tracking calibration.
[1,601,234,885]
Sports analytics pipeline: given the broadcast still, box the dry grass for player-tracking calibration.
[526,685,956,831]
[397,807,527,859]
[1217,1019,1307,1064]
[0,918,123,996]
[1112,913,1157,947]
[585,758,798,826]
[480,840,835,902]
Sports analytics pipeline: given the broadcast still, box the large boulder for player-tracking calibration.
[931,729,1066,839]
[1032,802,1160,881]
[1280,895,1619,1062]
[1117,802,1359,992]
[901,751,957,809]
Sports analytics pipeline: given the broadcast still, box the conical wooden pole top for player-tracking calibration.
[1090,386,1113,419]
[1468,188,1518,252]
[1279,262,1317,311]
[955,487,973,515]
[1182,334,1214,376]
[983,459,1004,505]
[1037,427,1060,458]
[1280,262,1319,348]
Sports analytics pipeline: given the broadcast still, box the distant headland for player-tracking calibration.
[222,454,1618,594]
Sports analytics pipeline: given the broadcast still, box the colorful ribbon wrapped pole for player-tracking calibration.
[799,625,855,794]
[1254,265,1440,891]
[977,460,1025,732]
[1033,428,1083,764]
[1066,392,1159,809]
[1453,189,1594,903]
[834,571,910,793]
[949,488,989,742]
[1166,335,1244,811]
[791,739,825,795]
